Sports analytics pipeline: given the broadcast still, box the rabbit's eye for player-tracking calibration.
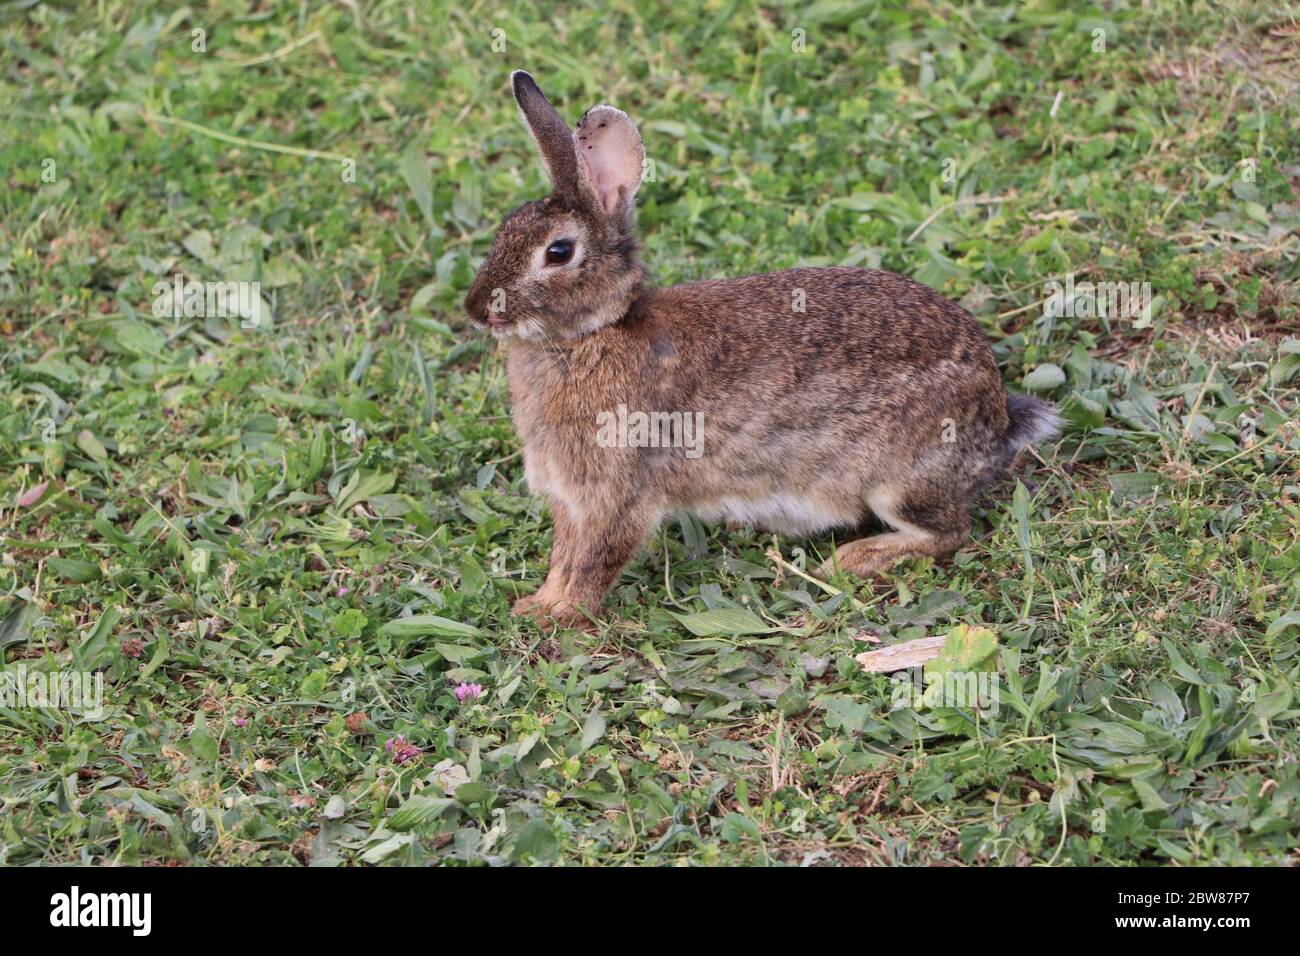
[544,240,575,266]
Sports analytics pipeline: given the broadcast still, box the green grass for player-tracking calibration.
[2,0,1299,866]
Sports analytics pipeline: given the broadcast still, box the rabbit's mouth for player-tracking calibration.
[466,307,514,335]
[481,313,536,342]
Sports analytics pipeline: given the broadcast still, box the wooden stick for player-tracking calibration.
[856,634,947,673]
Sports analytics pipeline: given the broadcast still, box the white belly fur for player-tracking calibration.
[692,493,857,535]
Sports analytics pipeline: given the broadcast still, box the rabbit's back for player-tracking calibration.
[659,267,1000,396]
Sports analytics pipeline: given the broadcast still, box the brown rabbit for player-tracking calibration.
[464,72,1059,627]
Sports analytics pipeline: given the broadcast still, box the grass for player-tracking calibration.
[1,0,1298,866]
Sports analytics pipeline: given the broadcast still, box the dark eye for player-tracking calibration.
[544,239,575,266]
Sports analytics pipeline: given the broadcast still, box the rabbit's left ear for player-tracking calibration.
[512,71,581,202]
[574,105,644,225]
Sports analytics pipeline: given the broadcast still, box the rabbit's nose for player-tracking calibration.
[464,284,493,325]
[465,279,511,328]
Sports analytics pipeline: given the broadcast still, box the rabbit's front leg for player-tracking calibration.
[513,500,577,617]
[541,499,662,627]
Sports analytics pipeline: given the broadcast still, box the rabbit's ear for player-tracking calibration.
[574,105,644,224]
[512,71,579,200]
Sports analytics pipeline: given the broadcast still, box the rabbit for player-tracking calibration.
[464,71,1060,627]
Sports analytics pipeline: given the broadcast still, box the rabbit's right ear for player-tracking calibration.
[512,71,580,202]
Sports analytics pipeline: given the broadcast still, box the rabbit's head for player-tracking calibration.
[464,72,646,342]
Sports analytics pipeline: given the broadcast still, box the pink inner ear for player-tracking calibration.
[583,156,624,214]
[577,109,642,215]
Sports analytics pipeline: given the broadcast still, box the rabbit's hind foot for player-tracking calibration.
[815,484,970,580]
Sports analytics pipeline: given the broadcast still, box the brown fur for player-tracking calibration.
[464,73,1059,627]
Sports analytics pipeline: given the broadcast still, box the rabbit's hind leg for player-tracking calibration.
[816,483,970,580]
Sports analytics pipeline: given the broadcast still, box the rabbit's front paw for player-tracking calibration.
[512,594,596,630]
[538,600,598,632]
[512,593,551,617]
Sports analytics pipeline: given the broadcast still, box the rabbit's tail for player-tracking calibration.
[1002,394,1061,461]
